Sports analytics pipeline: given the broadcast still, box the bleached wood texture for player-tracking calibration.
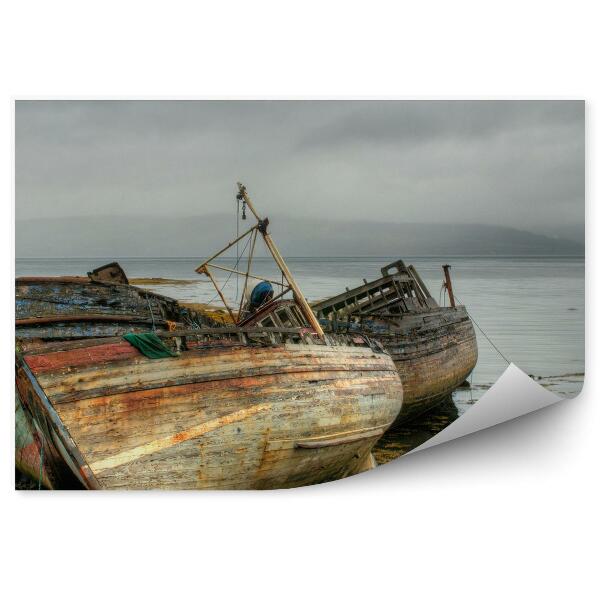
[20,342,403,490]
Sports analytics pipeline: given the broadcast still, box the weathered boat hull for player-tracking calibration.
[16,341,402,489]
[382,307,477,423]
[312,259,478,424]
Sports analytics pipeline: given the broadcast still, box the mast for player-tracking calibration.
[442,264,456,308]
[235,183,325,339]
[195,183,325,339]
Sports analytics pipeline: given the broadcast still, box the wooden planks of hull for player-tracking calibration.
[18,342,403,489]
[385,311,478,422]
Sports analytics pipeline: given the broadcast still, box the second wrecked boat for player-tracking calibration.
[313,260,478,424]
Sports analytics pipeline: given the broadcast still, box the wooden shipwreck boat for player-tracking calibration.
[15,184,403,490]
[312,260,477,424]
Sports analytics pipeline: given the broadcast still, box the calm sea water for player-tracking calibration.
[16,255,584,454]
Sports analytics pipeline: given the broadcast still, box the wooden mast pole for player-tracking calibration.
[442,264,456,308]
[237,182,325,339]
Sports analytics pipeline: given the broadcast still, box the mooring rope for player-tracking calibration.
[469,368,474,403]
[439,282,448,307]
[454,292,511,366]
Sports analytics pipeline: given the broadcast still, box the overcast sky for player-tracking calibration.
[15,100,584,236]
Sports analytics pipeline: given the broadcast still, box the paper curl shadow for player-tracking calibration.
[408,364,562,455]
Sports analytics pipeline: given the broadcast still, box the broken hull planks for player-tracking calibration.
[15,277,213,339]
[16,341,403,490]
[383,307,477,423]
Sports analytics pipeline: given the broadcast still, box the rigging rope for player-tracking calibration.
[145,292,156,332]
[205,232,253,308]
[236,196,240,301]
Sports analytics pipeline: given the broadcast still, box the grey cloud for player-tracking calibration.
[15,100,584,252]
[294,101,583,150]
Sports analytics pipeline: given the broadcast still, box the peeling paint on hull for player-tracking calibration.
[16,342,403,489]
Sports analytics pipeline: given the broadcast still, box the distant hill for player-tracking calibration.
[15,214,584,258]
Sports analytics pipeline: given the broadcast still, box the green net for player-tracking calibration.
[123,332,178,359]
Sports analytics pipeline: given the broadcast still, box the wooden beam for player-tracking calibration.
[195,225,257,273]
[202,267,237,323]
[206,263,285,287]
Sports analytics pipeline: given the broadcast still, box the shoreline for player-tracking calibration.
[130,277,201,285]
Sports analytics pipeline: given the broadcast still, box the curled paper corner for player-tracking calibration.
[408,364,562,455]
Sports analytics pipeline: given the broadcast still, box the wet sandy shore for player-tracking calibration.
[373,396,461,464]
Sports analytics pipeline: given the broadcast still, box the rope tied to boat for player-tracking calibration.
[454,292,511,366]
[469,368,474,404]
[439,282,447,306]
[145,292,156,332]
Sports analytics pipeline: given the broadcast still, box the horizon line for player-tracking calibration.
[15,254,586,260]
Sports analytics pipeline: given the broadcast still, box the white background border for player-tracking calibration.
[1,2,596,599]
